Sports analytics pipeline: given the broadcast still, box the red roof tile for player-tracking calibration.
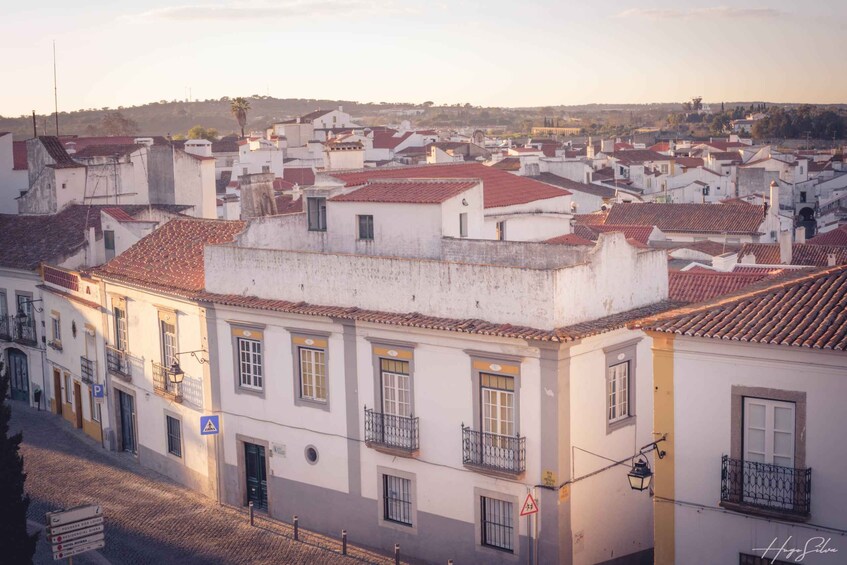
[331,179,478,204]
[95,218,246,295]
[609,150,674,164]
[575,224,655,245]
[605,203,765,234]
[373,131,413,150]
[72,144,142,158]
[544,233,594,245]
[640,266,847,350]
[668,271,770,303]
[331,163,568,210]
[573,212,609,225]
[649,142,669,152]
[491,157,521,171]
[671,240,740,256]
[282,167,315,186]
[676,157,704,168]
[738,243,847,266]
[807,225,847,246]
[275,194,304,215]
[103,207,144,222]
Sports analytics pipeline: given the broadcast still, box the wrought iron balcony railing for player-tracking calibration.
[106,345,132,381]
[80,356,96,384]
[152,361,182,403]
[0,315,11,341]
[462,426,526,475]
[721,455,811,519]
[364,407,419,454]
[13,318,37,345]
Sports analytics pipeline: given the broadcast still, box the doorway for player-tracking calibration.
[8,349,29,402]
[244,443,268,511]
[53,369,62,416]
[73,382,83,428]
[117,390,136,454]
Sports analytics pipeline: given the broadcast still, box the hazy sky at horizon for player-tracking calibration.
[2,0,845,117]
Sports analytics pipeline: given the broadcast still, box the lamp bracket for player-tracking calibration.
[173,349,209,365]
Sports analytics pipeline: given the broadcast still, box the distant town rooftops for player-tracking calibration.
[738,243,847,266]
[331,179,479,204]
[807,225,847,246]
[668,270,771,303]
[604,202,765,234]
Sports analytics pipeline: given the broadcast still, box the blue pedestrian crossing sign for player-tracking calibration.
[92,384,105,398]
[200,415,220,435]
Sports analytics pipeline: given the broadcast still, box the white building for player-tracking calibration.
[638,266,847,565]
[0,132,28,214]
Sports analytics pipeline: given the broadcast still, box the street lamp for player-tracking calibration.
[628,458,653,491]
[168,349,208,383]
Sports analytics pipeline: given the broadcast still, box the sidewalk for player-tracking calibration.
[11,402,403,565]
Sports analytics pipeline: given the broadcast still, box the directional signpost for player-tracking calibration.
[521,492,540,565]
[46,504,106,562]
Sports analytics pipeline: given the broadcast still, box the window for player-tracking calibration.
[114,302,128,351]
[481,373,515,438]
[381,358,411,417]
[307,197,327,231]
[261,165,270,173]
[0,290,7,318]
[160,319,177,366]
[242,167,248,175]
[495,221,506,241]
[480,496,514,552]
[166,415,182,457]
[800,191,807,203]
[383,474,412,526]
[91,389,101,422]
[51,313,61,342]
[104,230,115,260]
[608,361,629,423]
[299,347,327,402]
[238,337,263,390]
[661,164,669,174]
[358,215,374,240]
[459,213,468,238]
[744,397,795,467]
[64,373,72,404]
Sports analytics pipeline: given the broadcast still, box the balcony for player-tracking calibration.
[720,455,811,520]
[106,345,132,381]
[80,356,96,385]
[462,426,526,477]
[364,407,419,456]
[152,361,183,403]
[0,316,11,341]
[12,318,37,346]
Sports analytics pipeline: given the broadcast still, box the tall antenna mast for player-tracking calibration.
[53,40,59,136]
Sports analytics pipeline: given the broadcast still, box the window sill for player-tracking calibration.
[607,414,636,434]
[719,500,810,522]
[235,385,265,398]
[463,462,525,480]
[295,397,330,411]
[366,442,419,458]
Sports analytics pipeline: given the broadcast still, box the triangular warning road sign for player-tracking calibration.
[203,419,218,433]
[520,492,539,516]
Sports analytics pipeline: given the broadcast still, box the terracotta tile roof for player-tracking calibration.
[12,140,27,170]
[807,225,847,246]
[534,173,613,198]
[676,157,704,168]
[491,157,521,171]
[573,212,609,225]
[282,167,316,186]
[331,163,568,210]
[668,271,770,303]
[373,131,413,150]
[738,243,847,266]
[331,179,478,204]
[709,151,742,161]
[0,205,188,271]
[72,144,143,158]
[639,266,847,350]
[544,233,594,245]
[103,207,147,223]
[198,290,681,343]
[604,203,765,234]
[649,142,669,152]
[592,167,615,180]
[275,194,304,214]
[94,218,246,295]
[574,224,655,245]
[211,137,240,153]
[732,265,786,275]
[670,240,740,256]
[39,136,81,168]
[614,142,634,151]
[300,109,332,123]
[697,141,746,151]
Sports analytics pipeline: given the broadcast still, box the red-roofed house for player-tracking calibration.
[0,133,29,213]
[807,224,847,246]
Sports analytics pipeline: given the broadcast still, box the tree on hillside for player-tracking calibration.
[230,97,251,138]
[187,126,220,141]
[0,363,39,563]
[101,112,139,136]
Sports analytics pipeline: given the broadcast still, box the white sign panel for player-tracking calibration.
[49,524,104,544]
[48,516,104,536]
[47,504,102,528]
[53,540,106,561]
[52,533,105,552]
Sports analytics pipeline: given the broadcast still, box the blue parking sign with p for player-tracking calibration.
[200,415,220,435]
[92,384,105,398]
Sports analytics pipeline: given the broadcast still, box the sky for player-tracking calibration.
[1,0,845,117]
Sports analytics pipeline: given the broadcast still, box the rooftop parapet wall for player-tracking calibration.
[205,232,668,330]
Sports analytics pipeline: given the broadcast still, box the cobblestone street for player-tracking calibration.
[11,402,402,565]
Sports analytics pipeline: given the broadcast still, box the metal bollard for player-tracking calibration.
[293,515,299,541]
[394,543,400,565]
[342,529,348,555]
[248,501,254,526]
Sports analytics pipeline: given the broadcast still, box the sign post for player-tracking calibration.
[92,384,105,404]
[520,492,539,565]
[46,504,106,562]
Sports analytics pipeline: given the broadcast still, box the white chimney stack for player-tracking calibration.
[769,180,780,218]
[795,226,806,244]
[828,253,837,267]
[778,230,793,265]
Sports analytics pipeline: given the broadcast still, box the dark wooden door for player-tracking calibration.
[53,370,62,415]
[73,382,82,428]
[8,349,28,402]
[244,443,268,510]
[118,391,136,454]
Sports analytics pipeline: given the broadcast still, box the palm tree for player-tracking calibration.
[230,97,251,138]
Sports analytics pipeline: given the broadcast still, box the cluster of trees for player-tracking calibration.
[752,106,846,140]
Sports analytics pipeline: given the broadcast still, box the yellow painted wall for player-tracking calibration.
[649,331,675,565]
[62,402,76,426]
[82,417,102,443]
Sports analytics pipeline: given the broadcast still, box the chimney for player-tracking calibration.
[769,180,779,219]
[828,253,837,267]
[794,226,806,244]
[239,172,278,219]
[778,230,793,265]
[338,105,343,112]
